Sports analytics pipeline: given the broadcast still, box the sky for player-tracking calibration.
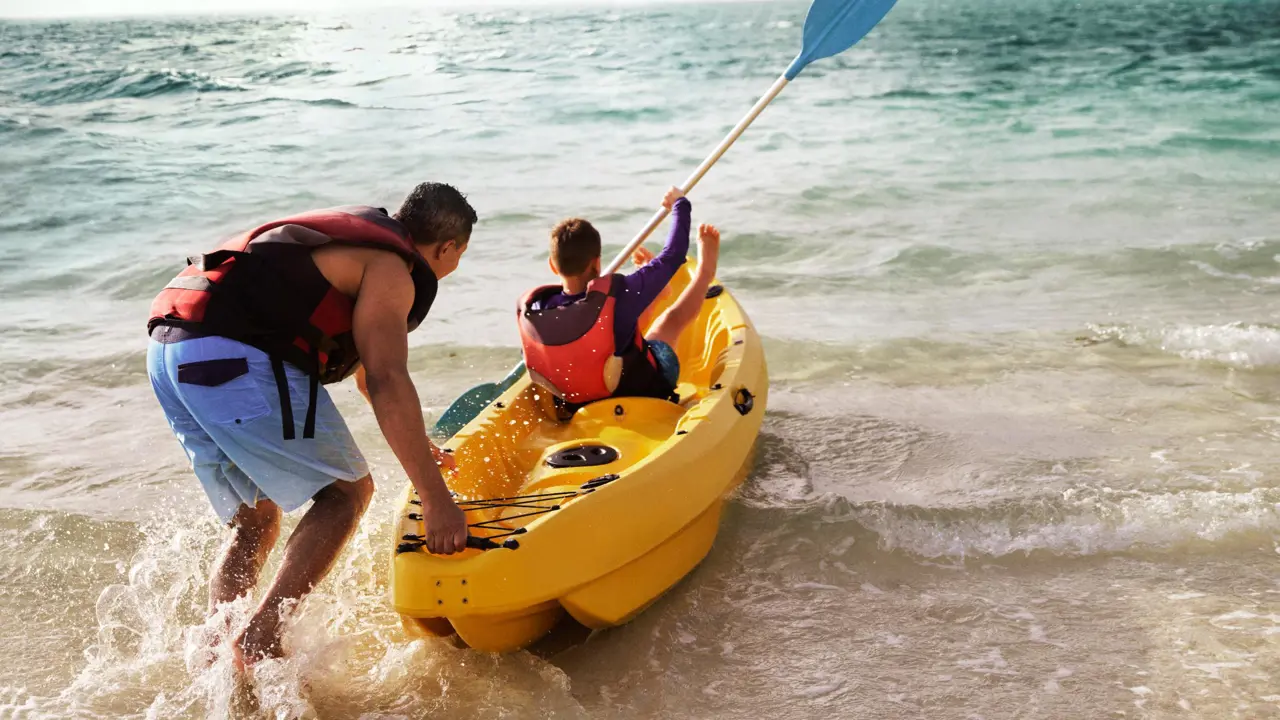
[0,0,714,19]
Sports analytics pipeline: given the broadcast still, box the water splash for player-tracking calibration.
[24,506,588,718]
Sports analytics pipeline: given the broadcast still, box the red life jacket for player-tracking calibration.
[148,205,437,438]
[516,275,676,406]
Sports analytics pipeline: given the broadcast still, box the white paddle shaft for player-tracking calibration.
[602,73,792,275]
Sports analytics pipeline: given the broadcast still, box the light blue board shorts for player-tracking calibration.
[147,335,369,524]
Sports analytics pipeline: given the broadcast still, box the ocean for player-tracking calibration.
[1,0,1279,716]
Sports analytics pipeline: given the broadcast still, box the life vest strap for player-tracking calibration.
[267,353,321,441]
[270,357,296,441]
[191,249,248,271]
[303,349,320,440]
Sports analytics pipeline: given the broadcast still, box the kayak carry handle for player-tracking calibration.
[398,534,520,552]
[734,388,755,416]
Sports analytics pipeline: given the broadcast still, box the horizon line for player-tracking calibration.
[0,0,780,21]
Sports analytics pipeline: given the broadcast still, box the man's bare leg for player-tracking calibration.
[233,475,374,667]
[211,500,282,611]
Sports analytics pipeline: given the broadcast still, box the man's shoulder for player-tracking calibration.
[313,245,411,299]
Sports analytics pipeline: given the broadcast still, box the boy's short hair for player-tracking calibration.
[550,218,601,276]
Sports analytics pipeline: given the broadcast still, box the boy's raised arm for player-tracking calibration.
[614,188,692,318]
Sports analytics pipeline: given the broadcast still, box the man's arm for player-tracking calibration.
[355,365,454,472]
[351,254,467,555]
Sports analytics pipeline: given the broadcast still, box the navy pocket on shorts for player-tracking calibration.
[176,357,271,425]
[177,358,249,387]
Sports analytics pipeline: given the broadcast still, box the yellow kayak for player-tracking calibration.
[390,265,768,652]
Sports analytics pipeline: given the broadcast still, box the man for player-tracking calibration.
[146,182,473,666]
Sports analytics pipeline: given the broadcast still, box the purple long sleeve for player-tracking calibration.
[611,197,691,347]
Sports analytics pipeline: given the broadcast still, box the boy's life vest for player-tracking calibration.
[516,274,675,406]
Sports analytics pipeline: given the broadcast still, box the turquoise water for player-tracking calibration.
[2,0,1280,717]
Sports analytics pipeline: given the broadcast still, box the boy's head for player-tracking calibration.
[395,182,477,278]
[549,218,601,280]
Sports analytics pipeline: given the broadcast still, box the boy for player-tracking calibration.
[517,187,721,405]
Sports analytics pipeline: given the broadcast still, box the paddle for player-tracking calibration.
[433,0,900,438]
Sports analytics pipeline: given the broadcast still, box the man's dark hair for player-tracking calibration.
[550,218,602,276]
[394,182,477,247]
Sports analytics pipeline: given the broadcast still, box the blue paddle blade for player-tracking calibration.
[432,362,526,438]
[785,0,900,79]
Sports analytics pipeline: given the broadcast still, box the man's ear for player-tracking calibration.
[446,235,470,256]
[548,256,559,275]
[591,257,602,275]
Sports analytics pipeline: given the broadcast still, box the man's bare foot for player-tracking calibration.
[233,611,284,672]
[229,673,261,718]
[186,607,239,673]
